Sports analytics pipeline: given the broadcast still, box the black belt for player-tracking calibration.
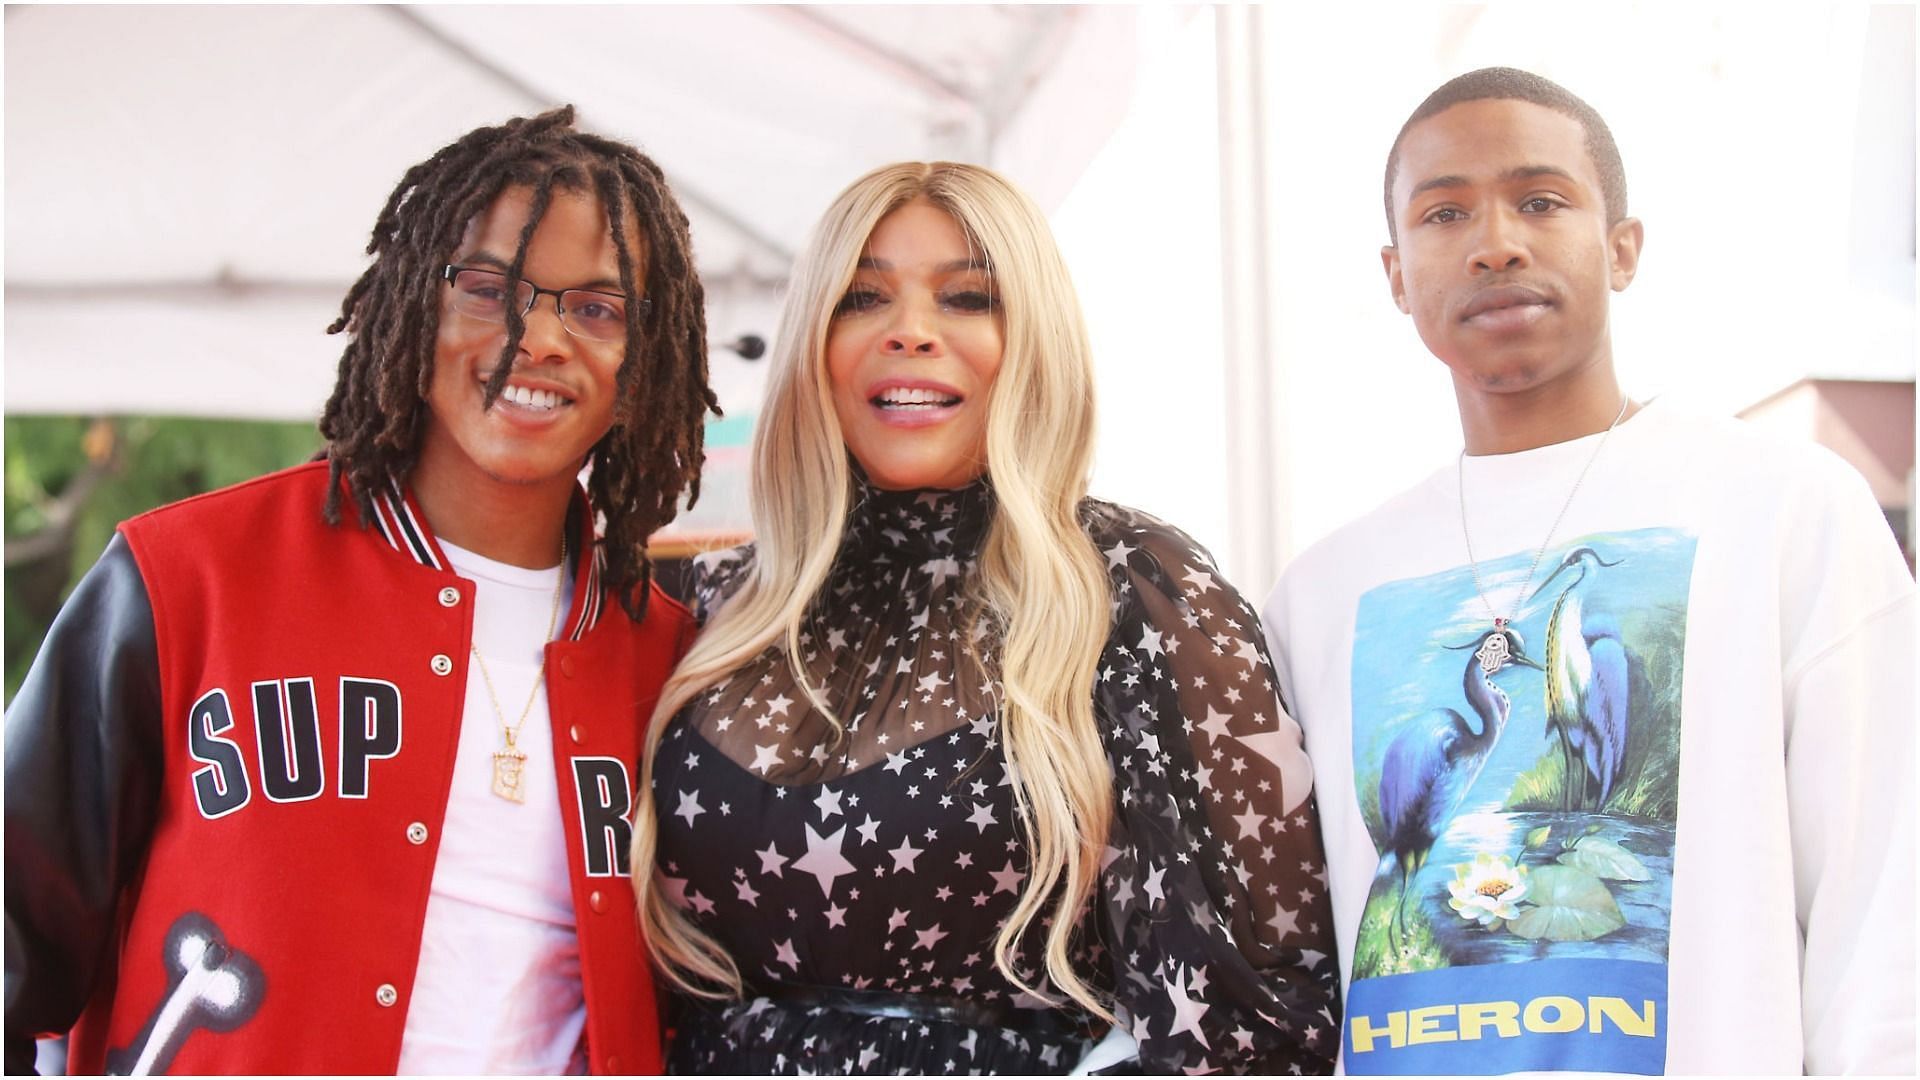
[761,983,1019,1029]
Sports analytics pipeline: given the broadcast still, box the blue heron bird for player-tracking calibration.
[1528,546,1628,812]
[1376,627,1542,954]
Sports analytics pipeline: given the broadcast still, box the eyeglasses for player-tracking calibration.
[441,265,649,343]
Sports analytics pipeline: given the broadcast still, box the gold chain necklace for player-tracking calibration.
[469,534,567,803]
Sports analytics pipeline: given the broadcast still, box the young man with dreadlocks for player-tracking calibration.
[4,107,719,1074]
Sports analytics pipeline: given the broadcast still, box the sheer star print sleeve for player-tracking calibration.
[1085,505,1341,1075]
[686,545,757,626]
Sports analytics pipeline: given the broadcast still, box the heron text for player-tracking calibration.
[1348,995,1657,1055]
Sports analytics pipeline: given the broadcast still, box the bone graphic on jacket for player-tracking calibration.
[105,912,265,1076]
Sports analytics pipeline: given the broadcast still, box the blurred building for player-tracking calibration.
[1738,378,1916,571]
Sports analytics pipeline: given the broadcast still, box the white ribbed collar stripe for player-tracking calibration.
[369,496,401,554]
[566,547,604,641]
[372,481,604,638]
[377,485,443,572]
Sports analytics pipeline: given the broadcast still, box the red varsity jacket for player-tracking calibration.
[5,462,691,1074]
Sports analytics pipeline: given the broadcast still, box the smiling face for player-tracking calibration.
[825,198,1005,491]
[1383,98,1641,397]
[417,185,639,506]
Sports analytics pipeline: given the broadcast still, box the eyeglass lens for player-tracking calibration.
[447,268,632,342]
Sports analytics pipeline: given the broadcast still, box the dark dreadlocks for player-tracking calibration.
[319,105,720,620]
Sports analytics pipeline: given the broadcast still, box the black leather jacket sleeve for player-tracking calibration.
[4,534,163,1074]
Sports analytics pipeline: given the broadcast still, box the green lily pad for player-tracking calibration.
[1556,836,1651,882]
[1523,825,1552,850]
[1506,866,1626,942]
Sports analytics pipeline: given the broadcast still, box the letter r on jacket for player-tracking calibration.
[573,757,633,877]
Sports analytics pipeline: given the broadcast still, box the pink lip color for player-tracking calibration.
[863,377,965,428]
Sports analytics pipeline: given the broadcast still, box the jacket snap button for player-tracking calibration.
[376,983,399,1007]
[605,1056,621,1072]
[430,653,453,676]
[570,724,585,745]
[406,822,428,845]
[560,655,576,679]
[438,586,460,607]
[589,890,607,914]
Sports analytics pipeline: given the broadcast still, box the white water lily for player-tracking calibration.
[1447,852,1529,927]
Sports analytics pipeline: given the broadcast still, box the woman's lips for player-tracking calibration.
[865,379,964,427]
[866,397,964,428]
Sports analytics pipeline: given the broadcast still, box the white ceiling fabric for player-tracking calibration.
[4,4,1078,419]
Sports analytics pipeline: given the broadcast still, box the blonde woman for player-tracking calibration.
[634,163,1339,1074]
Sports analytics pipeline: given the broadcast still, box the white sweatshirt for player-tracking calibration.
[1264,400,1914,1075]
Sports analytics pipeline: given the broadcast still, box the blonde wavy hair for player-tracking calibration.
[631,162,1115,1019]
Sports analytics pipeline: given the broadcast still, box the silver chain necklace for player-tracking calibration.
[1458,394,1630,674]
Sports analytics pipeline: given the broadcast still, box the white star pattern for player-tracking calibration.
[1198,707,1234,744]
[888,835,924,873]
[965,802,998,832]
[755,841,789,878]
[1141,861,1171,907]
[749,743,783,775]
[1266,903,1300,939]
[814,786,843,819]
[987,859,1026,895]
[1138,625,1165,660]
[791,823,858,897]
[1232,807,1266,841]
[649,485,1337,1075]
[1164,964,1213,1049]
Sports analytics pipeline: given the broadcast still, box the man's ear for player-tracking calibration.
[1382,246,1410,313]
[1608,218,1644,291]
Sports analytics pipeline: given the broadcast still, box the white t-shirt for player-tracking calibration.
[397,540,586,1075]
[1263,400,1914,1074]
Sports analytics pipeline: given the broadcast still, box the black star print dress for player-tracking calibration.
[650,477,1340,1074]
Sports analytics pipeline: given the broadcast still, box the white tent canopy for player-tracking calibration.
[7,4,1913,586]
[4,4,1083,421]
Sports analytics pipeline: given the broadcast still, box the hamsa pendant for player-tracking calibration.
[1475,629,1513,675]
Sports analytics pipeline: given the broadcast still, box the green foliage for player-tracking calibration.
[1505,749,1566,812]
[1506,865,1626,942]
[1604,604,1688,820]
[4,416,322,703]
[1353,883,1449,979]
[1355,766,1385,842]
[1556,835,1650,882]
[1501,602,1688,819]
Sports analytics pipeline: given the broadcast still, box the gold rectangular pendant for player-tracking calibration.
[491,747,528,803]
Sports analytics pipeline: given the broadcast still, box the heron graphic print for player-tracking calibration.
[1343,526,1695,1074]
